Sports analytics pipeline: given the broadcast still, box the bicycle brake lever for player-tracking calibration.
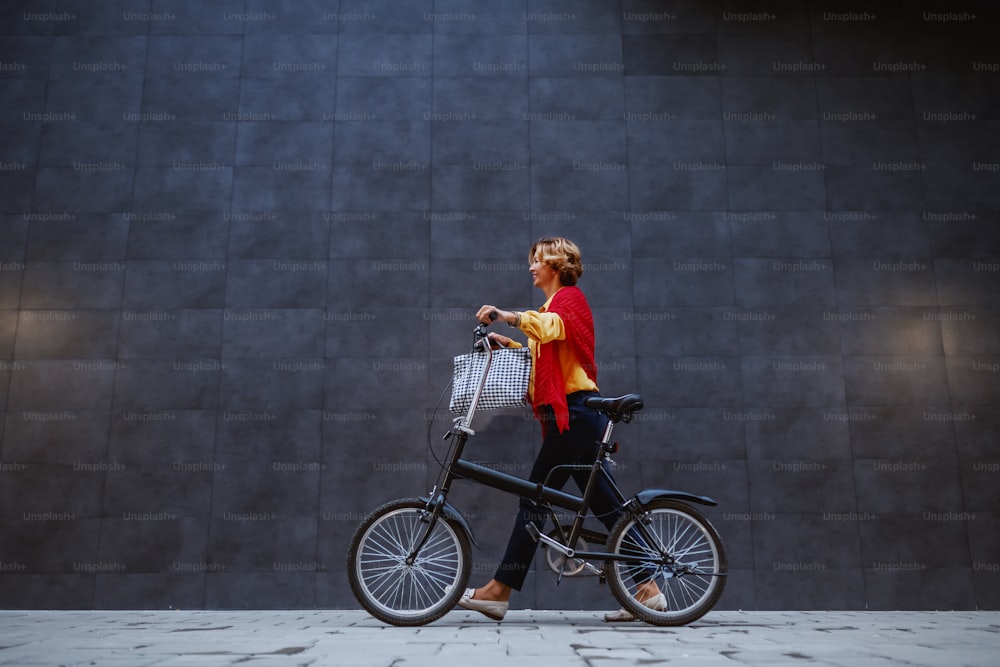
[472,311,497,346]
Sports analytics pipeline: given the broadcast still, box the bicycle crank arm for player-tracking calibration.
[525,522,575,558]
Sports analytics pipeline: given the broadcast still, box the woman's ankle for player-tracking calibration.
[476,580,512,602]
[636,582,661,602]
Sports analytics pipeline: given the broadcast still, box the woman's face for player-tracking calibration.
[530,254,560,292]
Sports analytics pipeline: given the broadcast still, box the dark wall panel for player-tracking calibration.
[1,1,998,611]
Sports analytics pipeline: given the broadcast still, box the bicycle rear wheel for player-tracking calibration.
[347,498,471,626]
[605,499,726,626]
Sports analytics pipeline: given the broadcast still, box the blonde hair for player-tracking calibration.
[529,237,583,286]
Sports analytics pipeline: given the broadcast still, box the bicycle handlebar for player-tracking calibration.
[472,310,498,347]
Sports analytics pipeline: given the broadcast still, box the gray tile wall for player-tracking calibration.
[1,1,998,611]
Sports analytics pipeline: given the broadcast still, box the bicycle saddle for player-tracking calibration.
[584,394,644,422]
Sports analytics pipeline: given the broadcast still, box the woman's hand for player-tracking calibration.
[487,332,513,349]
[476,305,515,326]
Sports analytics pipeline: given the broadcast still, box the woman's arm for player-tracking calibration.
[476,305,564,344]
[517,310,564,344]
[476,305,566,343]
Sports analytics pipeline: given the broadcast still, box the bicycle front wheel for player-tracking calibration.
[347,498,471,626]
[605,499,727,626]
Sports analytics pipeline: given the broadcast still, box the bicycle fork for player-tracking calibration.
[404,429,478,565]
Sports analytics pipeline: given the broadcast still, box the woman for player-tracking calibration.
[459,237,664,622]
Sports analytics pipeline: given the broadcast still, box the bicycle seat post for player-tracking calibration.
[558,418,617,553]
[599,418,615,448]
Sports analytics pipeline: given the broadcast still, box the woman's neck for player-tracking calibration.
[542,283,563,300]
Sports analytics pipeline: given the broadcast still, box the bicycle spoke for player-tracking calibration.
[408,568,439,606]
[366,523,407,560]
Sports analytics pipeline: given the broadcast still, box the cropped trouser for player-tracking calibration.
[493,391,624,591]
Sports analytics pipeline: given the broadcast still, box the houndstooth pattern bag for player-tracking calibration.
[449,347,531,414]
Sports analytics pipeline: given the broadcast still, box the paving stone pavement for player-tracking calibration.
[0,609,997,667]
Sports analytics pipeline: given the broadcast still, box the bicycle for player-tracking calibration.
[347,317,727,627]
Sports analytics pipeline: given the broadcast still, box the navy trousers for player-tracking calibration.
[493,392,625,591]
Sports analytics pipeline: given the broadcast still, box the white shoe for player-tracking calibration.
[603,593,667,622]
[456,587,508,621]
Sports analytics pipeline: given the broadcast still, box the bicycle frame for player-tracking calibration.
[415,322,716,573]
[434,424,626,565]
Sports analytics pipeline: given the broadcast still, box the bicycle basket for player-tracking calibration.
[449,347,531,414]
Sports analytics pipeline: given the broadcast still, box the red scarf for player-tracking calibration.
[532,286,597,435]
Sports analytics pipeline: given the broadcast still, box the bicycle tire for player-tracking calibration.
[605,499,727,626]
[347,498,471,626]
